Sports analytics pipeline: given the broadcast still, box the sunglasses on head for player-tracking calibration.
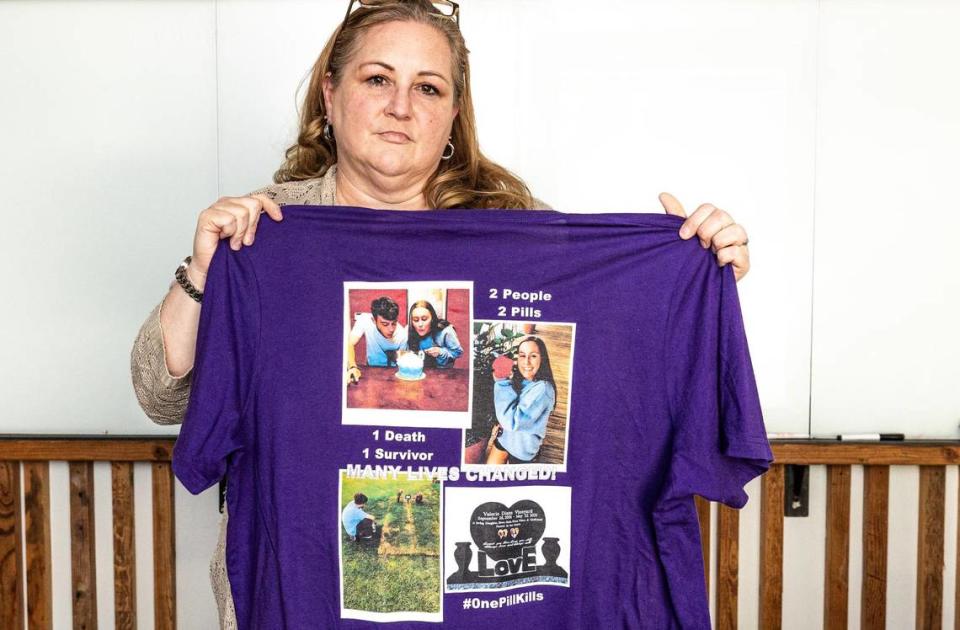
[341,0,460,27]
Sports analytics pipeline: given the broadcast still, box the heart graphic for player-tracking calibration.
[469,500,546,561]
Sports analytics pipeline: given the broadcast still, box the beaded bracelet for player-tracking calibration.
[175,255,204,303]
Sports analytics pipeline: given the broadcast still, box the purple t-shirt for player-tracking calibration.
[172,204,772,629]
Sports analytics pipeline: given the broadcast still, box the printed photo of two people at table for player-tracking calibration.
[343,282,472,422]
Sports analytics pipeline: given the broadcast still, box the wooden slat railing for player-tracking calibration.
[759,463,784,629]
[861,464,889,630]
[0,436,175,630]
[696,440,960,630]
[717,504,740,629]
[0,459,25,628]
[69,461,97,626]
[3,437,960,628]
[697,494,711,596]
[824,464,851,629]
[918,465,946,629]
[153,461,177,630]
[23,461,53,628]
[113,461,137,628]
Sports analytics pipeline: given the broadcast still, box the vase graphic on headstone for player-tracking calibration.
[446,542,476,585]
[540,537,568,578]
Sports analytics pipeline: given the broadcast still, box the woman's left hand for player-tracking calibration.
[658,192,751,282]
[423,347,442,358]
[492,355,514,380]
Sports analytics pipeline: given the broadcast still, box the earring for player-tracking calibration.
[441,139,455,160]
[323,118,334,142]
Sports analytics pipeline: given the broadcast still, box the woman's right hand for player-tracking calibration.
[155,193,282,381]
[188,194,284,286]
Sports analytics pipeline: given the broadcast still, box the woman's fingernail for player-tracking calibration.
[244,235,252,245]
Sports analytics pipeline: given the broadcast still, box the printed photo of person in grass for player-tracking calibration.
[338,471,443,623]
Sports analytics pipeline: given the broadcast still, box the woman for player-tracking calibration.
[469,337,557,465]
[405,299,463,368]
[130,1,753,627]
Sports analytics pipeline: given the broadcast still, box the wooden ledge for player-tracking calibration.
[0,435,176,462]
[770,440,960,466]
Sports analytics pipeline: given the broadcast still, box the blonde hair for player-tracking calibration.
[273,0,537,209]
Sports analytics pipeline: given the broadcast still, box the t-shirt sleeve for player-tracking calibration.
[658,247,773,510]
[172,240,261,495]
[438,326,463,362]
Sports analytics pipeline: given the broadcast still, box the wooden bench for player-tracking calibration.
[0,436,177,629]
[3,436,958,628]
[699,440,960,629]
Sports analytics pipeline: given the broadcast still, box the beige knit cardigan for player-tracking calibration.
[129,163,550,629]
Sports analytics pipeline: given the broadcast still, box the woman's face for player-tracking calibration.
[322,20,460,183]
[411,306,433,336]
[516,340,542,381]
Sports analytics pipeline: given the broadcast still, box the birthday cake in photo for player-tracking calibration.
[396,350,426,381]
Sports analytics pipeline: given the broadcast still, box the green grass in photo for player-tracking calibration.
[340,473,441,614]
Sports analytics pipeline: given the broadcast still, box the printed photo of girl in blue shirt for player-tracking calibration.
[489,336,557,464]
[465,335,558,465]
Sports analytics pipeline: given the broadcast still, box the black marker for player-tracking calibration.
[835,433,905,441]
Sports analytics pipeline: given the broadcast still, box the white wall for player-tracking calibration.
[810,0,960,436]
[1,1,958,628]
